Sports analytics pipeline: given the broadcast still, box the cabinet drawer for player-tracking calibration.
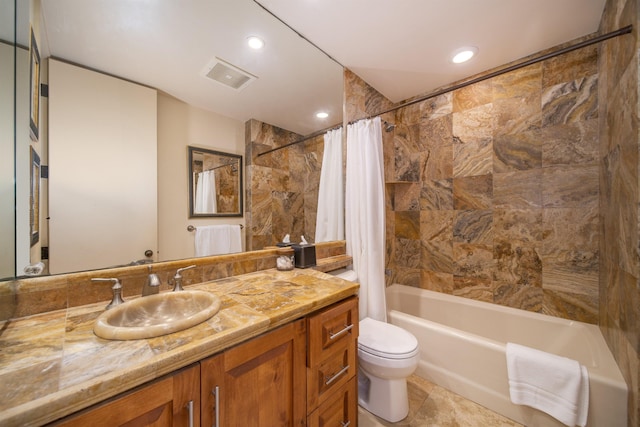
[307,336,356,410]
[307,296,358,367]
[308,377,357,427]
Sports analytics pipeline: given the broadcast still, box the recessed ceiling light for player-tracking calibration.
[316,112,329,119]
[451,46,478,64]
[247,36,265,50]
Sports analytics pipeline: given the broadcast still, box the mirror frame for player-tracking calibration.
[188,146,243,218]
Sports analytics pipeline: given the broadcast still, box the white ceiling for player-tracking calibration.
[259,0,607,103]
[39,0,607,136]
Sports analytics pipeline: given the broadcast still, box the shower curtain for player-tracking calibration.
[315,128,344,242]
[195,170,217,214]
[345,117,386,322]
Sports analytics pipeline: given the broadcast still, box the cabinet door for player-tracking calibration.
[52,364,199,427]
[201,320,306,427]
[308,377,357,427]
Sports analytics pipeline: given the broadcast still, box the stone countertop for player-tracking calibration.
[0,269,358,427]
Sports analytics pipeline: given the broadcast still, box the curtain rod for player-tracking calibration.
[256,25,632,158]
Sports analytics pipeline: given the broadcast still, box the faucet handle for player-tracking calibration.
[176,265,197,276]
[172,265,196,291]
[91,278,125,309]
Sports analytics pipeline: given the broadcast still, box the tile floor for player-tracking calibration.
[358,375,524,427]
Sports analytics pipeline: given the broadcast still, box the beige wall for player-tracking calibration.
[157,93,245,261]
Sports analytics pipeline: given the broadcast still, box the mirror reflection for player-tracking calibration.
[189,147,243,217]
[1,0,343,279]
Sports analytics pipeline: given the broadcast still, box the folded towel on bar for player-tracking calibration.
[195,224,242,257]
[506,343,589,427]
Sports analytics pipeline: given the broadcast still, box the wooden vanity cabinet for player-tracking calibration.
[49,297,357,427]
[200,319,307,427]
[51,363,200,427]
[306,297,359,427]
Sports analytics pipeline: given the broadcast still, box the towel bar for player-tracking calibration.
[187,224,244,232]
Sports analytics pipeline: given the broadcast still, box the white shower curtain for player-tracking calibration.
[195,170,217,214]
[345,117,386,322]
[315,128,344,242]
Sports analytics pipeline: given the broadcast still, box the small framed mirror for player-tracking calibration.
[188,146,243,218]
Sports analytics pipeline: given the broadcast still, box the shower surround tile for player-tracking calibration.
[453,174,493,210]
[357,36,602,322]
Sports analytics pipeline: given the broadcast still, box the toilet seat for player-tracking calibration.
[358,317,418,359]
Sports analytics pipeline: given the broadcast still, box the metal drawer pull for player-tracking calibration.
[186,400,194,427]
[212,385,220,427]
[329,323,353,340]
[325,365,350,385]
[341,421,351,427]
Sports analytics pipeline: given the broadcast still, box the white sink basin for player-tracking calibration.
[94,290,221,340]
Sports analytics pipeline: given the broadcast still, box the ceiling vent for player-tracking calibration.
[203,57,257,90]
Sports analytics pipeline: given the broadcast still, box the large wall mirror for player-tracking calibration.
[1,0,343,279]
[188,147,243,217]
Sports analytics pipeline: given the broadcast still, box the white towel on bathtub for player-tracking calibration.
[506,343,589,427]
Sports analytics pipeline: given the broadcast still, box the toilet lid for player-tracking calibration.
[358,317,418,359]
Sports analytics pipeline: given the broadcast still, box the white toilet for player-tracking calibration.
[330,269,419,422]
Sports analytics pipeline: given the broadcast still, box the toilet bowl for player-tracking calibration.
[328,268,419,422]
[358,317,419,422]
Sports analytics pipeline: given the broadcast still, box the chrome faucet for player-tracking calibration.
[172,265,196,291]
[91,277,125,309]
[142,267,161,296]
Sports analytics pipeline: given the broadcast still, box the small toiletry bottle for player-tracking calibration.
[276,247,295,271]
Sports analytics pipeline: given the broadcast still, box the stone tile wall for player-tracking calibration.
[599,0,639,425]
[245,119,323,250]
[346,45,600,324]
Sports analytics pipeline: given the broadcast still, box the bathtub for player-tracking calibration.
[385,284,627,427]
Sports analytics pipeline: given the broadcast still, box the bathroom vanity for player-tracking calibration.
[0,269,359,427]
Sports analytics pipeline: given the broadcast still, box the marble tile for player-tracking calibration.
[395,150,421,182]
[493,281,543,312]
[541,120,598,166]
[493,169,542,209]
[492,94,542,136]
[541,45,597,89]
[541,75,598,126]
[419,114,453,148]
[453,174,493,210]
[542,164,598,209]
[541,207,598,255]
[493,208,543,243]
[493,240,542,288]
[420,210,453,242]
[492,63,542,100]
[420,270,454,293]
[452,103,494,144]
[453,137,493,177]
[493,129,542,173]
[420,145,453,181]
[453,243,493,280]
[453,276,494,302]
[420,179,453,211]
[453,210,493,244]
[395,211,421,240]
[394,183,420,212]
[453,79,492,112]
[542,288,599,324]
[358,375,523,427]
[419,92,453,120]
[421,240,453,275]
[395,238,421,269]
